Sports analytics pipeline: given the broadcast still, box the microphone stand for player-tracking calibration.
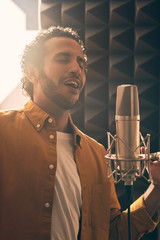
[126,185,133,240]
[106,132,151,240]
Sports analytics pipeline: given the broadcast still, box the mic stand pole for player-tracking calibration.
[126,184,133,240]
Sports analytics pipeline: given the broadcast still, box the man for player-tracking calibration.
[0,26,159,240]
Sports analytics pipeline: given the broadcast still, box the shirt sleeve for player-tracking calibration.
[109,174,159,240]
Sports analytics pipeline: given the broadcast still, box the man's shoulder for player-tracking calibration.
[0,108,24,126]
[0,108,23,117]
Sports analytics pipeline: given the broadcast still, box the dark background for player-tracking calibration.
[12,0,160,239]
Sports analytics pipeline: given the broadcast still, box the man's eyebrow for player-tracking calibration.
[54,52,86,63]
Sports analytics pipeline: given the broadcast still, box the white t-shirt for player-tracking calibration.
[51,132,82,240]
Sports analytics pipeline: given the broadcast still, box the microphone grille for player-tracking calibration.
[116,84,139,116]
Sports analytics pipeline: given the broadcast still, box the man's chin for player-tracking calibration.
[50,96,79,110]
[59,100,78,110]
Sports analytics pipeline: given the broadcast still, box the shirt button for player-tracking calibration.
[48,118,53,123]
[49,134,54,140]
[36,123,41,128]
[45,202,50,208]
[49,164,54,170]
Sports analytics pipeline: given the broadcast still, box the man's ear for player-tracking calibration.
[25,64,39,84]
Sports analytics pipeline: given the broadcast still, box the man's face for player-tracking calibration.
[36,37,86,110]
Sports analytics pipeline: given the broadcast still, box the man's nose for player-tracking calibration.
[68,60,81,76]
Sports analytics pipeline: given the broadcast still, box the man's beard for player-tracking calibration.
[38,70,79,110]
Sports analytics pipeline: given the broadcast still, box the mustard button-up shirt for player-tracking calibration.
[0,100,158,240]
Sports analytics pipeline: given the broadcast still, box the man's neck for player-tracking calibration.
[54,113,72,133]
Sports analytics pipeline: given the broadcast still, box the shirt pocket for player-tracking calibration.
[91,182,110,231]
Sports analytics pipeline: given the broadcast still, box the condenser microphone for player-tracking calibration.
[115,84,141,185]
[106,84,151,186]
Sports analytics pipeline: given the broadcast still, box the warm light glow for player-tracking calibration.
[0,0,37,103]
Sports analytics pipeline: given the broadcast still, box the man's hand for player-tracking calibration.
[143,160,160,218]
[150,161,160,186]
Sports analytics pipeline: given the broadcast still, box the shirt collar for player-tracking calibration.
[23,100,53,132]
[23,100,82,146]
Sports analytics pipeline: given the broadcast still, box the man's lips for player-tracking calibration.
[63,78,80,89]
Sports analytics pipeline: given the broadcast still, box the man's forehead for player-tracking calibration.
[44,36,83,53]
[44,36,86,62]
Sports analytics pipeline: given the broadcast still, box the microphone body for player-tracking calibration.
[106,84,152,186]
[115,85,140,185]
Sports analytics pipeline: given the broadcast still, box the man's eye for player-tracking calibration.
[57,58,69,63]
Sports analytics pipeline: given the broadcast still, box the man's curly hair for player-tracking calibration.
[21,26,87,100]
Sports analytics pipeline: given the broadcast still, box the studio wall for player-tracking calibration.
[40,0,160,154]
